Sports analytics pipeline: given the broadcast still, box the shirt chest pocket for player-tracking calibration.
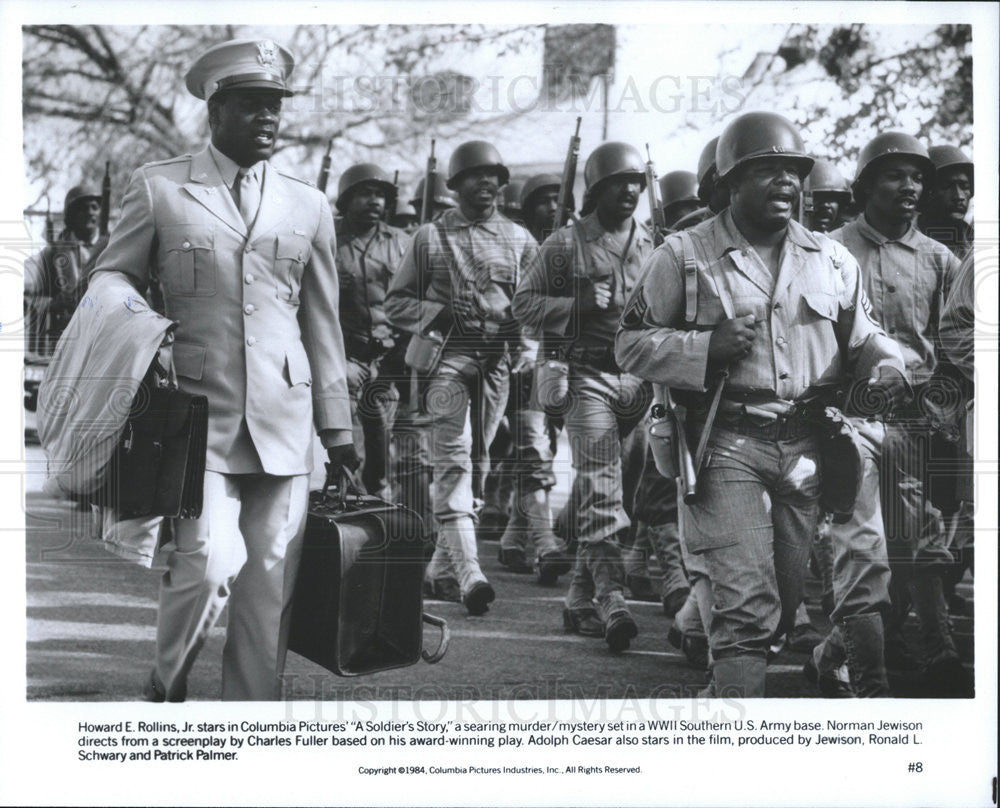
[159,226,216,297]
[274,234,311,304]
[801,290,838,323]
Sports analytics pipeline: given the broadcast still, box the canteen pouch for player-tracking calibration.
[404,329,449,375]
[648,411,679,480]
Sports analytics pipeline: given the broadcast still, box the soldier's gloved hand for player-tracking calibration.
[708,314,757,365]
[326,443,361,473]
[579,279,613,312]
[451,291,481,322]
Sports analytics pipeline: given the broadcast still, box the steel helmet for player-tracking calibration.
[697,137,720,188]
[410,173,457,208]
[63,185,101,220]
[716,112,814,181]
[659,171,699,210]
[805,160,851,200]
[928,144,973,193]
[335,163,396,212]
[852,132,934,203]
[499,181,524,215]
[446,140,509,189]
[520,173,564,209]
[583,142,646,193]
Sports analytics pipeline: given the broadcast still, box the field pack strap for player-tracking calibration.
[677,229,698,327]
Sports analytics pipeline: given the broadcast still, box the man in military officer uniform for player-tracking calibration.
[386,140,538,616]
[90,39,357,701]
[828,133,969,697]
[334,163,411,498]
[805,160,852,233]
[514,142,654,652]
[616,112,905,696]
[24,185,108,356]
[918,145,974,259]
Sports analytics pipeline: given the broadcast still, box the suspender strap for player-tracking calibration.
[677,229,698,327]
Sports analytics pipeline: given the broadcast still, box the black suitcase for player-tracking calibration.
[288,472,448,676]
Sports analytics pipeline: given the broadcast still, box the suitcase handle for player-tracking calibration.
[323,463,365,507]
[421,612,449,664]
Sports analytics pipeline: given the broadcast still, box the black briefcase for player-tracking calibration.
[289,471,449,676]
[93,361,208,519]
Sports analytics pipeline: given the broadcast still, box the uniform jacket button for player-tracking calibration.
[245,273,255,284]
[246,336,256,346]
[244,304,255,315]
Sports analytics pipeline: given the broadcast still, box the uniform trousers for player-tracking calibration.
[156,470,309,701]
[685,422,821,660]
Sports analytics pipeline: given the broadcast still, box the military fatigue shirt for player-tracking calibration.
[615,208,904,410]
[384,206,538,349]
[512,212,655,349]
[831,216,961,385]
[334,218,411,357]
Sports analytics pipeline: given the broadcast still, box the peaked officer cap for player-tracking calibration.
[185,38,295,101]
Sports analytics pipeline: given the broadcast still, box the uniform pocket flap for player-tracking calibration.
[162,226,214,252]
[285,346,312,386]
[803,290,838,321]
[276,234,311,263]
[172,341,206,380]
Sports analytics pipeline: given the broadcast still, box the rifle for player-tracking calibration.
[390,169,399,221]
[420,139,437,225]
[316,137,333,193]
[556,117,581,229]
[645,144,667,246]
[44,198,55,244]
[100,161,111,237]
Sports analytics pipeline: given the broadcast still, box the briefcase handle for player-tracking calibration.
[323,463,365,509]
[421,613,449,664]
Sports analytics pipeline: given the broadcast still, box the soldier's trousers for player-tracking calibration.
[684,422,821,661]
[347,358,398,498]
[426,350,510,521]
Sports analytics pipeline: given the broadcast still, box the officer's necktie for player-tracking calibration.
[233,167,260,228]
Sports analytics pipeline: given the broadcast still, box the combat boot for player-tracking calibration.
[710,655,767,698]
[423,544,461,603]
[515,488,569,584]
[841,613,890,697]
[439,517,495,615]
[647,522,689,617]
[497,498,532,573]
[623,522,657,602]
[581,540,638,653]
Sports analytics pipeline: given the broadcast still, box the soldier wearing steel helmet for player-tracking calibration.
[659,171,701,229]
[513,142,655,653]
[24,185,109,356]
[672,136,728,232]
[826,132,969,697]
[805,159,852,233]
[409,173,457,224]
[333,163,412,499]
[919,144,974,259]
[616,112,905,697]
[385,140,538,616]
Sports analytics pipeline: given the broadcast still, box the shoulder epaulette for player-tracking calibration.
[143,154,193,169]
[277,170,316,188]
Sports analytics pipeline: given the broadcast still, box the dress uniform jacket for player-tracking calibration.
[91,146,352,475]
[615,208,905,406]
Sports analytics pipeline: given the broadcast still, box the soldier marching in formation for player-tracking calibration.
[28,35,976,700]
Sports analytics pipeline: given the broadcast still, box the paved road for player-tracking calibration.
[23,419,973,702]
